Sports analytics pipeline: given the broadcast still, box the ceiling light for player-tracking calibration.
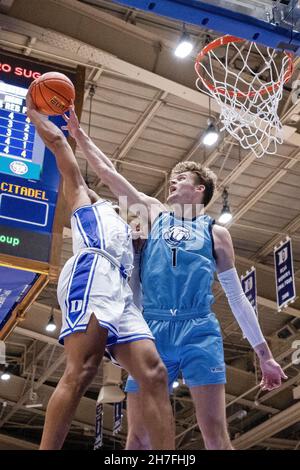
[172,380,180,389]
[0,372,11,381]
[46,311,57,332]
[174,30,194,58]
[0,365,11,381]
[218,188,233,224]
[202,120,220,146]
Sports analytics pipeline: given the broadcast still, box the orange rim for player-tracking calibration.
[195,35,294,98]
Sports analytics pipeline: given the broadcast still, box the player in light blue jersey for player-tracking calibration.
[26,90,174,450]
[65,107,287,450]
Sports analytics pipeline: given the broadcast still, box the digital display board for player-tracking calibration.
[0,81,45,179]
[0,52,76,263]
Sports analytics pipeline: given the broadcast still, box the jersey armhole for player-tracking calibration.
[208,219,218,261]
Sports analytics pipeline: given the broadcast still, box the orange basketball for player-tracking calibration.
[31,72,75,115]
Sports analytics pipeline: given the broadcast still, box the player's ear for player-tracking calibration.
[195,184,205,194]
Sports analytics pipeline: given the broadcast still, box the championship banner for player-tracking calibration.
[94,402,103,450]
[274,237,296,311]
[113,402,123,435]
[241,266,258,315]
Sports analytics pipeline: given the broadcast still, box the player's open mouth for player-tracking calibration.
[169,186,176,194]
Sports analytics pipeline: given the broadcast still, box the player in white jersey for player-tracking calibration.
[26,89,174,450]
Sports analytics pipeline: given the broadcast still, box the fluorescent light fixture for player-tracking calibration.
[174,32,193,58]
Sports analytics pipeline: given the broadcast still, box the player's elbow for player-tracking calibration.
[48,131,67,153]
[97,165,116,184]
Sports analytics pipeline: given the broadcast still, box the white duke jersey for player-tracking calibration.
[71,199,133,278]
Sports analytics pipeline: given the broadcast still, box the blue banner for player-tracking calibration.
[274,238,296,311]
[0,266,38,329]
[94,402,103,450]
[113,402,123,435]
[241,267,257,315]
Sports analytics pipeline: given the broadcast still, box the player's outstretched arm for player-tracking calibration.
[26,90,79,178]
[213,224,288,391]
[62,107,165,213]
[26,89,90,212]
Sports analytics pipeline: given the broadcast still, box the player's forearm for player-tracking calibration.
[217,267,266,349]
[27,109,64,152]
[129,252,143,310]
[27,108,79,181]
[74,126,115,171]
[254,342,273,362]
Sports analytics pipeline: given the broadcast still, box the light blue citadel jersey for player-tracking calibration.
[140,212,217,320]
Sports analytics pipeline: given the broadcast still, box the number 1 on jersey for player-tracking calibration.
[171,247,177,267]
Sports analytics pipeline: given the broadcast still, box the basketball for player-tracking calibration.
[30,72,75,115]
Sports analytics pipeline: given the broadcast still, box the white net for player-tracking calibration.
[195,36,294,158]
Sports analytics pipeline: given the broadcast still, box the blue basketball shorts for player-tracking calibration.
[125,312,226,392]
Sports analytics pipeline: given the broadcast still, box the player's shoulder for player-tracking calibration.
[212,223,232,241]
[140,193,166,210]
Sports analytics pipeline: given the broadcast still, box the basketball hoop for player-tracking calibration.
[195,35,294,158]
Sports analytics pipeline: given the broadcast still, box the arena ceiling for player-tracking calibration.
[0,0,300,450]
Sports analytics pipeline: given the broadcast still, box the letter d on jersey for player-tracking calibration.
[70,300,83,313]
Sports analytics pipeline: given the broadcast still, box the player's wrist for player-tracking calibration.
[73,125,84,140]
[255,342,273,362]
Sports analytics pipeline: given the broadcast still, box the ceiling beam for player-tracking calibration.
[226,149,300,229]
[260,437,299,450]
[257,296,299,318]
[0,352,65,427]
[14,326,62,346]
[94,89,168,189]
[0,431,38,450]
[232,402,300,449]
[253,213,300,261]
[0,14,216,110]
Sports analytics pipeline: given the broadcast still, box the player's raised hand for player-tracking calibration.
[25,82,40,122]
[61,104,80,138]
[259,358,288,391]
[26,82,37,112]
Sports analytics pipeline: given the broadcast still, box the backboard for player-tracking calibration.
[112,0,300,54]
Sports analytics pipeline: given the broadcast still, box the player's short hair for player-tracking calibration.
[171,161,217,206]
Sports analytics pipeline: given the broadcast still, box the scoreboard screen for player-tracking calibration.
[0,81,45,180]
[0,52,77,263]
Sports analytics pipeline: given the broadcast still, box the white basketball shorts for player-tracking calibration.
[57,251,153,347]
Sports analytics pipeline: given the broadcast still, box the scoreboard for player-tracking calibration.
[0,53,68,263]
[0,50,85,338]
[0,81,45,180]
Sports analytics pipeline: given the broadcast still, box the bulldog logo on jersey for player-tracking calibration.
[163,226,190,247]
